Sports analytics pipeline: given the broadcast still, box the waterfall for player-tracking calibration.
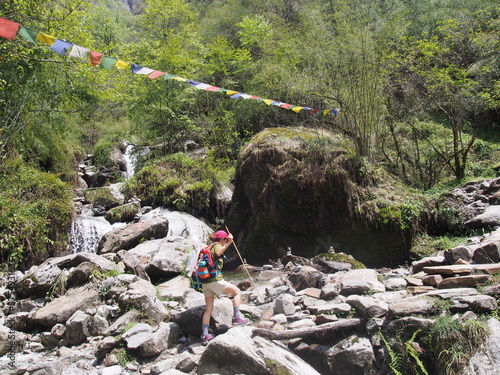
[123,142,137,180]
[70,215,113,253]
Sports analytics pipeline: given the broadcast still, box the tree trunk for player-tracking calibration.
[252,318,363,340]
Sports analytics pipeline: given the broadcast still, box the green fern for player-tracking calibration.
[404,330,429,375]
[380,330,403,375]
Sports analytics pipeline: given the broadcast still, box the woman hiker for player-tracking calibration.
[201,230,249,343]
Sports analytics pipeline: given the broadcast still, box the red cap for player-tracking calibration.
[214,230,228,239]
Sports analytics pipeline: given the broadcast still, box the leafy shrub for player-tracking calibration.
[428,317,488,375]
[124,152,232,212]
[92,137,120,169]
[0,159,74,270]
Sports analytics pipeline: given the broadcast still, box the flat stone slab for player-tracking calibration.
[437,274,491,289]
[423,287,479,299]
[423,263,500,275]
[406,286,435,294]
[389,297,435,316]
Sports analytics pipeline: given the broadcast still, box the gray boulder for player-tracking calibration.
[444,245,473,264]
[104,310,141,336]
[31,286,99,328]
[122,322,153,349]
[411,255,446,274]
[340,269,385,296]
[115,250,150,281]
[472,242,500,263]
[466,318,500,374]
[0,325,26,357]
[346,295,389,318]
[95,336,120,359]
[198,326,321,375]
[389,296,435,317]
[15,252,117,298]
[118,287,168,325]
[65,310,90,346]
[465,205,500,229]
[98,217,169,254]
[321,335,375,375]
[139,322,179,358]
[173,298,233,337]
[287,266,324,291]
[274,294,296,316]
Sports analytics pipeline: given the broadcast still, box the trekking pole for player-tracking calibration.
[225,226,264,302]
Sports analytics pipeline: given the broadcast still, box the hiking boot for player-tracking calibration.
[232,315,249,325]
[201,333,215,343]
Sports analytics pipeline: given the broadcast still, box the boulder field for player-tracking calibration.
[2,222,500,374]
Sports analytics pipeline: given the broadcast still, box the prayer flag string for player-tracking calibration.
[0,17,341,116]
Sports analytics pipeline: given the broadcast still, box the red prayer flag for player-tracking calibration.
[0,18,20,41]
[204,85,221,92]
[90,50,103,66]
[148,70,165,79]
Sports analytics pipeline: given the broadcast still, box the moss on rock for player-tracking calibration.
[226,127,423,268]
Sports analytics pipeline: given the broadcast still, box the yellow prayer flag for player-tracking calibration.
[292,106,303,113]
[226,90,238,96]
[116,60,130,69]
[323,109,330,116]
[37,32,56,45]
[262,99,273,106]
[172,76,188,82]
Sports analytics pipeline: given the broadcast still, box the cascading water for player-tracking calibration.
[70,215,113,253]
[69,142,210,254]
[123,142,137,180]
[70,142,138,253]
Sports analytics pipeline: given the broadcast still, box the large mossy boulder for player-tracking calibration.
[226,127,419,268]
[84,186,124,210]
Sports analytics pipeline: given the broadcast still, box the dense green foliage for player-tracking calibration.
[124,152,233,213]
[0,0,499,266]
[0,159,73,269]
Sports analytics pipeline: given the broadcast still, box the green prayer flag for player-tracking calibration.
[100,56,117,70]
[17,25,38,44]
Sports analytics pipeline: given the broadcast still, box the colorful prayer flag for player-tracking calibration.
[100,56,117,70]
[131,64,154,75]
[37,32,56,45]
[0,17,342,117]
[90,51,103,66]
[51,39,72,55]
[69,45,90,62]
[116,60,130,69]
[17,25,39,44]
[0,18,20,40]
[149,70,165,79]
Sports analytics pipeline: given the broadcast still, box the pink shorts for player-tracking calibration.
[202,280,232,297]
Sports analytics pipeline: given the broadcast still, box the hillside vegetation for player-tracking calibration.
[0,0,499,268]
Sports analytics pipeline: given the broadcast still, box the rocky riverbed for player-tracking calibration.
[2,225,500,374]
[2,177,500,375]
